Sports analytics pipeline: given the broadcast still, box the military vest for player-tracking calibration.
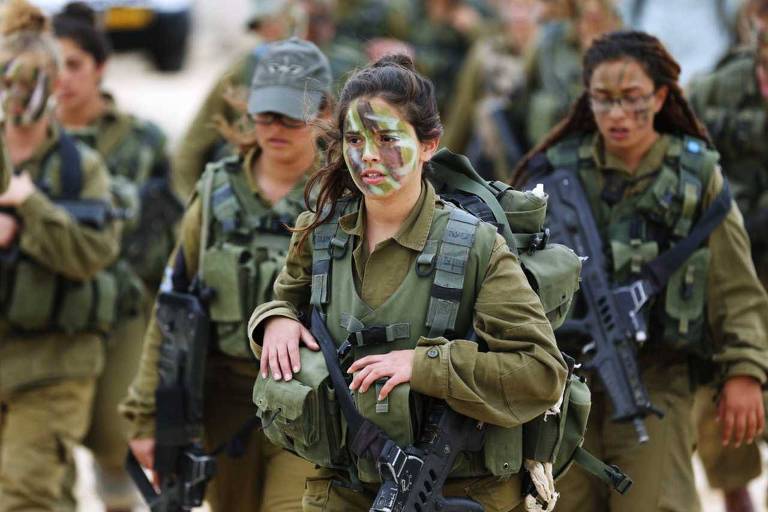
[69,108,180,285]
[198,155,306,359]
[547,135,717,354]
[0,133,121,334]
[255,198,527,483]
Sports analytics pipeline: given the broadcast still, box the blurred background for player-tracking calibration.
[31,0,763,510]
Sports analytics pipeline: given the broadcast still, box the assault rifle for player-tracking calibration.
[126,288,215,512]
[536,166,732,443]
[310,307,486,512]
[536,168,663,443]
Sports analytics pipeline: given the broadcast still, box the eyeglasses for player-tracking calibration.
[251,112,307,129]
[588,92,655,114]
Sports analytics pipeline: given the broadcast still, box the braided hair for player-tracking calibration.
[513,30,710,186]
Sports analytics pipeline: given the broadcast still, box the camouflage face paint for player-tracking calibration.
[0,56,51,126]
[343,98,420,197]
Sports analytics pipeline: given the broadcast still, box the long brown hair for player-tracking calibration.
[295,54,443,248]
[512,30,710,186]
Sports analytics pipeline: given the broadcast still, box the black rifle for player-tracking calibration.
[537,166,732,443]
[310,307,486,512]
[126,288,215,512]
[537,168,664,443]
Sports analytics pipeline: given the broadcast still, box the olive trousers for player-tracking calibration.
[203,355,318,512]
[302,469,525,512]
[85,310,147,508]
[692,386,762,491]
[555,362,699,512]
[0,377,96,512]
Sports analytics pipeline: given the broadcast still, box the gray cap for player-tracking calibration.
[247,37,332,120]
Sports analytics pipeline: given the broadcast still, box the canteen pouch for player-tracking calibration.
[520,244,582,329]
[253,347,347,469]
[498,188,547,233]
[203,243,254,358]
[553,376,591,479]
[662,247,710,355]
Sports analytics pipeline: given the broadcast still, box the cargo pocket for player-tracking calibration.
[203,243,254,358]
[5,259,56,330]
[520,243,582,330]
[662,247,709,355]
[252,347,346,469]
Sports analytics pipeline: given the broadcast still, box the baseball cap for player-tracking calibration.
[247,37,332,120]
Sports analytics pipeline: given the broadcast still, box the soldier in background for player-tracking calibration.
[0,1,121,509]
[52,3,181,511]
[442,0,541,181]
[525,0,621,144]
[687,1,768,510]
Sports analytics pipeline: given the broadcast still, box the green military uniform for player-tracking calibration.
[686,50,768,497]
[441,31,532,181]
[120,149,318,512]
[249,181,568,512]
[64,93,175,509]
[525,21,583,145]
[541,134,768,512]
[0,123,120,511]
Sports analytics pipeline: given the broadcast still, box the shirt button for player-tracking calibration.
[427,348,439,359]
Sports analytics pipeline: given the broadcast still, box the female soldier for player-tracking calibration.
[513,31,768,512]
[121,38,328,512]
[51,4,179,511]
[0,0,120,510]
[248,54,567,511]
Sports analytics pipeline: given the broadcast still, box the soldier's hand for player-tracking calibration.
[0,212,18,248]
[348,350,415,400]
[129,437,160,488]
[261,316,319,381]
[0,172,35,207]
[718,376,765,447]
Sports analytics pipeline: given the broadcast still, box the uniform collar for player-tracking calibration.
[241,147,309,204]
[591,132,671,179]
[339,180,437,252]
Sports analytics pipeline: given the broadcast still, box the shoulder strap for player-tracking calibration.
[426,207,480,338]
[197,166,217,282]
[309,200,353,307]
[642,179,732,294]
[56,132,83,200]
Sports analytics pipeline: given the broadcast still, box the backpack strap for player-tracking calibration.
[673,137,707,237]
[56,132,83,200]
[572,446,633,494]
[309,201,352,307]
[426,207,480,338]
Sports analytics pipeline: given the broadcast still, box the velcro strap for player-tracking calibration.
[340,313,410,346]
[673,169,701,237]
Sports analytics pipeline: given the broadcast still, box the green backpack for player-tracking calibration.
[429,149,631,504]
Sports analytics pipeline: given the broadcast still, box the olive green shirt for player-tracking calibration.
[589,133,768,383]
[0,123,120,392]
[120,149,309,438]
[249,182,567,428]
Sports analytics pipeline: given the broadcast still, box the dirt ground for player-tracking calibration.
[72,1,768,510]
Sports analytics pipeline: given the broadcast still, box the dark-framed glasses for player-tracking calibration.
[252,112,307,129]
[588,91,655,114]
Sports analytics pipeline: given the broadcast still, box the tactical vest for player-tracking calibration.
[198,155,306,359]
[0,133,121,334]
[547,135,717,355]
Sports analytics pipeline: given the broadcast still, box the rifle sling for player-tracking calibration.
[311,307,391,461]
[125,451,161,507]
[641,179,732,294]
[572,446,632,494]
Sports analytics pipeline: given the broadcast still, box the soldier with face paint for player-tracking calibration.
[514,31,768,512]
[249,54,567,512]
[0,1,120,510]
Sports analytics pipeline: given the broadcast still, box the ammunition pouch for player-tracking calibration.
[252,347,349,470]
[2,256,117,334]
